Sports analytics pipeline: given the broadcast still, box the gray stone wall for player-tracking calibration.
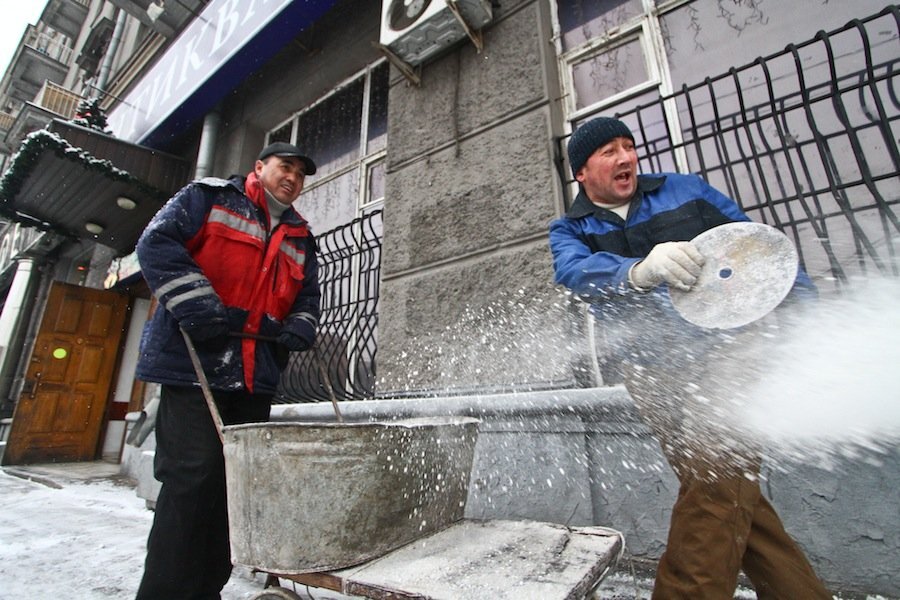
[378,1,568,394]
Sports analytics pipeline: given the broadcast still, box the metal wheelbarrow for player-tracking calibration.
[183,330,624,600]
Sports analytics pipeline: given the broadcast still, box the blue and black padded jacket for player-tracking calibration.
[549,173,814,299]
[549,173,815,363]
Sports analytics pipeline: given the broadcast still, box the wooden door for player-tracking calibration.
[3,282,129,465]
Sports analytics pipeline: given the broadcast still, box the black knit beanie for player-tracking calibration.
[567,117,635,177]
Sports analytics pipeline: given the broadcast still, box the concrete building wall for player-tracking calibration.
[378,0,571,394]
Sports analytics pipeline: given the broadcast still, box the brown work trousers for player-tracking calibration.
[623,324,831,600]
[647,455,832,600]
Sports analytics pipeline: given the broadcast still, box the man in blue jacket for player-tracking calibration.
[135,142,321,600]
[549,117,830,599]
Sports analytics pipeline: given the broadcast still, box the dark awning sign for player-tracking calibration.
[106,0,339,147]
[0,119,190,256]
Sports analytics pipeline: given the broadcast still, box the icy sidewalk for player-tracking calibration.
[1,464,891,600]
[0,465,352,600]
[0,465,155,598]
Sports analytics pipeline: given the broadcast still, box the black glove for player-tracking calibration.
[277,330,312,352]
[182,321,230,350]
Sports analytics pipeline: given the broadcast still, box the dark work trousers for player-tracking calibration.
[135,385,271,600]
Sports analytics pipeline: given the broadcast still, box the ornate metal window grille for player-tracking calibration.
[558,6,899,292]
[276,209,383,403]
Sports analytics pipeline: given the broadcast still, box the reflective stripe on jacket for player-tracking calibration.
[136,173,320,394]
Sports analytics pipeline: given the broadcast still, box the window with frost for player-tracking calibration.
[266,60,388,233]
[555,0,688,176]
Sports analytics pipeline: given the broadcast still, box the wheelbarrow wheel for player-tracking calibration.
[249,586,304,600]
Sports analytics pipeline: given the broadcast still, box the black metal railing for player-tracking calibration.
[561,6,899,293]
[276,210,382,403]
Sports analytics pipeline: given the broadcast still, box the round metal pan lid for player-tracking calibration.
[670,222,798,329]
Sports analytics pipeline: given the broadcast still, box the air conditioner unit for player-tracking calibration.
[380,0,493,67]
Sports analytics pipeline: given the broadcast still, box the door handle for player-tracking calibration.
[23,373,41,398]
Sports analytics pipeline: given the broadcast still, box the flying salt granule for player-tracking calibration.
[738,277,900,458]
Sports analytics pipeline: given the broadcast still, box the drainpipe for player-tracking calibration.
[96,9,127,97]
[194,110,221,179]
[125,109,221,452]
[0,258,38,412]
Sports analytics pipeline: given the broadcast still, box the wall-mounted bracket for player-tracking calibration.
[447,0,485,53]
[373,42,422,87]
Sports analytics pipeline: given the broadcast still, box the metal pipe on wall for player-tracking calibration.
[96,10,127,97]
[194,110,221,179]
[0,258,38,412]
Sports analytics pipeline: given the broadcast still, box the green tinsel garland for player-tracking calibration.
[0,128,168,214]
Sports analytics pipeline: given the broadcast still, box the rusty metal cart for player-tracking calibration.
[252,519,623,600]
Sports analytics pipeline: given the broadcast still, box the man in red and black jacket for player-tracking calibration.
[135,142,320,600]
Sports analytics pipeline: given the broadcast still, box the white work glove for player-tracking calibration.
[629,241,705,292]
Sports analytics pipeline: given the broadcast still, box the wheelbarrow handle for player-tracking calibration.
[228,332,277,342]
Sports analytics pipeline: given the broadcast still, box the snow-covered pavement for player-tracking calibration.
[1,462,893,599]
[0,465,155,599]
[0,464,349,600]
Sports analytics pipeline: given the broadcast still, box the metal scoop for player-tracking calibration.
[670,221,799,329]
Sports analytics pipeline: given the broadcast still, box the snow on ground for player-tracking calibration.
[0,469,153,598]
[0,466,894,600]
[0,468,351,600]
